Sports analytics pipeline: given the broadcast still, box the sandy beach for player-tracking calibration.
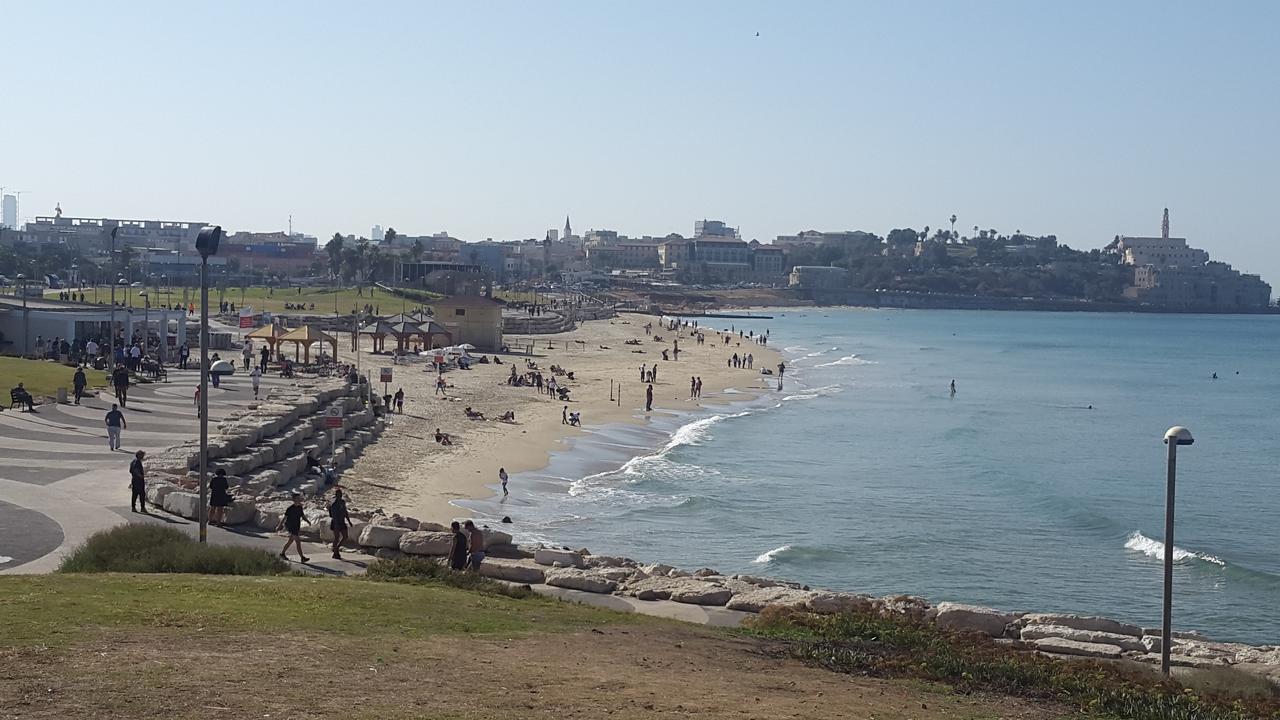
[339,312,781,524]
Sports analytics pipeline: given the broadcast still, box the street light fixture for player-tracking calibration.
[16,273,29,356]
[195,225,222,544]
[1160,425,1194,677]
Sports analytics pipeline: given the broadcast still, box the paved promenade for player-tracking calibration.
[0,367,350,574]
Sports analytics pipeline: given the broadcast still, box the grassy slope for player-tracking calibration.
[1,574,630,647]
[0,574,1057,720]
[0,356,103,398]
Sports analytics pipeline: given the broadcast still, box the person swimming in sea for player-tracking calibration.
[949,379,956,395]
[1212,372,1218,379]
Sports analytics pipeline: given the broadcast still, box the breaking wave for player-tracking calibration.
[783,384,845,402]
[1125,531,1225,567]
[814,353,877,368]
[754,545,792,563]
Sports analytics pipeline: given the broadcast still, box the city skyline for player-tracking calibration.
[2,1,1277,281]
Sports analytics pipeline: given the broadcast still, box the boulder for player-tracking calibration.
[934,602,1018,638]
[1021,624,1146,653]
[640,563,675,578]
[358,524,411,549]
[162,491,201,519]
[399,531,454,556]
[1033,637,1123,659]
[145,482,178,507]
[544,567,618,594]
[222,500,257,526]
[584,555,636,569]
[726,587,816,613]
[477,558,545,585]
[417,521,449,532]
[625,577,732,606]
[692,567,720,578]
[1020,613,1141,638]
[374,547,404,561]
[807,592,875,615]
[534,548,586,568]
[480,528,513,546]
[875,595,931,622]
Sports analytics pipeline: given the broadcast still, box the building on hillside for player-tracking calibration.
[1126,262,1271,309]
[586,242,660,269]
[789,265,849,290]
[431,295,504,351]
[140,252,229,283]
[1116,236,1209,267]
[658,238,691,269]
[749,243,786,281]
[18,215,209,254]
[401,261,483,284]
[220,231,317,276]
[371,225,385,242]
[694,219,739,238]
[774,230,881,255]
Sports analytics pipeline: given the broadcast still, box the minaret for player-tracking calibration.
[1161,208,1169,239]
[564,215,572,240]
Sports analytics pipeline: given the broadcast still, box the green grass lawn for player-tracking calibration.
[48,285,441,316]
[0,574,636,648]
[0,356,102,398]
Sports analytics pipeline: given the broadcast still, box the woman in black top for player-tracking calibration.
[328,489,353,560]
[448,521,468,571]
[209,469,232,526]
[277,494,309,563]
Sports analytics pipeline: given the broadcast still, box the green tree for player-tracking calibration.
[410,239,424,263]
[326,233,345,278]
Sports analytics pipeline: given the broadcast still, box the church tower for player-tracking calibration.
[564,215,572,240]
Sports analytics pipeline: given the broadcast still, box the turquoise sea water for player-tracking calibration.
[464,309,1280,644]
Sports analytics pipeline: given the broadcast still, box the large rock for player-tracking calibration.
[534,548,586,568]
[584,554,637,569]
[1032,637,1123,659]
[726,587,816,613]
[544,567,618,594]
[934,602,1018,638]
[145,482,178,507]
[222,500,257,526]
[477,558,545,584]
[399,531,454,556]
[807,592,875,615]
[162,491,201,519]
[1021,624,1146,653]
[625,577,733,606]
[875,595,931,621]
[358,523,411,549]
[1020,613,1141,638]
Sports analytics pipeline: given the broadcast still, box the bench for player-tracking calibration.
[8,387,35,412]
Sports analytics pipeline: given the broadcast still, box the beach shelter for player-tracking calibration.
[417,320,452,350]
[279,325,338,363]
[358,319,398,352]
[245,323,287,358]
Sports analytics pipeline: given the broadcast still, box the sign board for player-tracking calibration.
[238,307,254,329]
[323,406,344,429]
[380,367,393,383]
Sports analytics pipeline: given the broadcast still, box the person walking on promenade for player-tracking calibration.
[259,345,270,373]
[73,366,87,405]
[105,403,126,451]
[448,521,469,571]
[112,363,130,406]
[277,494,310,563]
[129,450,147,513]
[499,467,509,497]
[209,468,232,526]
[129,343,142,372]
[328,488,353,559]
[394,388,405,413]
[178,343,190,370]
[241,341,253,371]
[250,366,262,399]
[645,382,653,412]
[464,520,485,571]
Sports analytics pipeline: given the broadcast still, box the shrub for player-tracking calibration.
[747,609,1279,720]
[59,524,287,575]
[366,556,533,599]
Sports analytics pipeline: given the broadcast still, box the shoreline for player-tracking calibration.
[342,313,781,525]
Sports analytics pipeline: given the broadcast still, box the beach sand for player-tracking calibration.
[340,312,780,523]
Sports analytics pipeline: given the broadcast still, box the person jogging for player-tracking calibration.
[105,403,127,451]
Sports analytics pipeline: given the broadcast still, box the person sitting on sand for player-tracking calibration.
[464,406,486,420]
[499,410,516,422]
[434,428,453,445]
[568,411,581,427]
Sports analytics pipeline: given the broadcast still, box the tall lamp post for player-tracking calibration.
[108,227,118,366]
[1160,425,1194,677]
[16,274,29,357]
[140,289,149,358]
[195,226,222,544]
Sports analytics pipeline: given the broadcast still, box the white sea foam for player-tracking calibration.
[782,384,844,402]
[663,410,752,452]
[815,353,877,368]
[0,555,12,565]
[1125,531,1225,567]
[754,545,792,564]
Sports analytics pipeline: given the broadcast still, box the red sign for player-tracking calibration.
[323,407,344,429]
[380,367,393,383]
[239,315,254,328]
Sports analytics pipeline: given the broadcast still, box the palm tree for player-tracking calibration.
[410,239,424,263]
[950,214,957,236]
[326,233,345,279]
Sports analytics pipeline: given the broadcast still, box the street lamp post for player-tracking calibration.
[16,274,29,357]
[195,226,222,544]
[108,228,118,366]
[1160,425,1194,677]
[140,290,149,359]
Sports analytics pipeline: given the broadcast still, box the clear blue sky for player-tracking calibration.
[3,1,1278,282]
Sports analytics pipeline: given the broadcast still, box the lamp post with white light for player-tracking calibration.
[1160,425,1194,677]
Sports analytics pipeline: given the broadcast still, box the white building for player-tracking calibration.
[1,195,16,229]
[1116,236,1209,268]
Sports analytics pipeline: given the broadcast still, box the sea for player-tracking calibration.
[461,309,1280,644]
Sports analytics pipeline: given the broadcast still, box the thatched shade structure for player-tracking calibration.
[279,325,338,364]
[245,323,287,354]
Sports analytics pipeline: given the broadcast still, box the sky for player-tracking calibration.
[2,1,1278,282]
